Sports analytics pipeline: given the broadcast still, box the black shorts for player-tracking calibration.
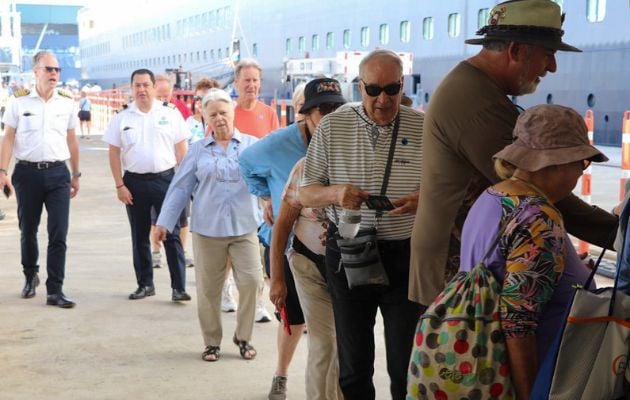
[150,203,189,228]
[264,246,305,325]
[78,110,91,121]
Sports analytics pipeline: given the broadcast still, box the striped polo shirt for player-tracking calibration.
[301,105,424,240]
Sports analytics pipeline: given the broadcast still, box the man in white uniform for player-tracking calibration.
[104,68,191,302]
[0,50,81,308]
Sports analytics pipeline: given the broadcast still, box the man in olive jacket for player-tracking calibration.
[410,0,617,306]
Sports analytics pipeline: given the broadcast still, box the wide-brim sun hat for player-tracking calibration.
[299,78,346,114]
[465,0,581,52]
[493,104,608,172]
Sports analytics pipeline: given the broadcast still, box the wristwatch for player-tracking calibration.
[72,171,82,178]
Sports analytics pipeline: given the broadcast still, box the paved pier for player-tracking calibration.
[0,137,618,400]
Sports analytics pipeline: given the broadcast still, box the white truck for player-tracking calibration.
[283,50,414,102]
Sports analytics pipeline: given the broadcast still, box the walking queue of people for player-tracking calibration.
[0,1,626,399]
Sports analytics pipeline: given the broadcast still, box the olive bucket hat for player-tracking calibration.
[465,0,581,52]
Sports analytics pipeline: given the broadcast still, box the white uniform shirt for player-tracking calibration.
[2,89,78,162]
[103,100,191,173]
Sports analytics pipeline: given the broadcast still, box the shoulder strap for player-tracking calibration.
[380,114,400,196]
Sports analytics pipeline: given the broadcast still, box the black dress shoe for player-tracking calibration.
[46,293,76,308]
[172,289,191,302]
[21,273,40,299]
[129,286,155,300]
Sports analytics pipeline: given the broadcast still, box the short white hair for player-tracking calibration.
[202,88,232,108]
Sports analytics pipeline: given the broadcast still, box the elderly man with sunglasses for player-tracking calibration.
[299,49,425,400]
[0,50,81,308]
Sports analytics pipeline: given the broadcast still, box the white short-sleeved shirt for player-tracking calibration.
[2,89,78,162]
[103,100,191,173]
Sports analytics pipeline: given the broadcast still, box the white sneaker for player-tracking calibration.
[221,283,237,313]
[184,251,194,268]
[268,375,287,400]
[152,251,162,269]
[255,296,272,323]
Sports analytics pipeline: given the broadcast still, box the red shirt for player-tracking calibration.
[170,98,192,119]
[234,101,279,138]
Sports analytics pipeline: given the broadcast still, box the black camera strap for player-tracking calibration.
[332,112,401,223]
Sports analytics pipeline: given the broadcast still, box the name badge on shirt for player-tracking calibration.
[158,116,169,125]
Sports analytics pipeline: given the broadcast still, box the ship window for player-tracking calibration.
[299,36,306,53]
[478,9,489,28]
[210,50,214,60]
[586,0,606,22]
[400,21,410,43]
[587,93,595,107]
[546,94,554,104]
[361,26,370,47]
[326,32,335,49]
[196,51,200,61]
[448,13,461,38]
[422,17,434,40]
[252,43,258,57]
[218,48,222,59]
[203,50,207,61]
[379,24,390,45]
[286,38,292,55]
[343,29,351,48]
[312,34,320,51]
[226,47,230,57]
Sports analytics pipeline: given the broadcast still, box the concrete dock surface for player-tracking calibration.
[0,137,618,400]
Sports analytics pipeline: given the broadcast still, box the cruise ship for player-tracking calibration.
[77,0,630,145]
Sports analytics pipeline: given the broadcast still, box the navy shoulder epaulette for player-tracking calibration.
[57,89,73,99]
[163,102,176,109]
[116,104,129,113]
[13,89,30,98]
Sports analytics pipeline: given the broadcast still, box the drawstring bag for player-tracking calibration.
[406,210,519,400]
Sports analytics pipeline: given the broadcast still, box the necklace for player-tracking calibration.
[510,176,551,203]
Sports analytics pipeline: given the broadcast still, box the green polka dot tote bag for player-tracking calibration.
[407,223,515,399]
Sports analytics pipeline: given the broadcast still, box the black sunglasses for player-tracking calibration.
[361,80,401,97]
[194,96,203,101]
[318,103,342,115]
[41,66,61,73]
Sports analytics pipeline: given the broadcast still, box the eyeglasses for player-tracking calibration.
[361,80,401,97]
[318,103,342,116]
[39,66,61,74]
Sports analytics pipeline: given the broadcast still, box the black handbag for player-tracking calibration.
[333,114,400,289]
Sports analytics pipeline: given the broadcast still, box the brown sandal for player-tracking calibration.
[233,334,257,360]
[201,345,221,362]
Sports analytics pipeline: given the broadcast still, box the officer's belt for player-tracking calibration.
[125,168,174,180]
[16,160,65,169]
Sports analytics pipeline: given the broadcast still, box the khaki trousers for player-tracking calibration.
[288,249,342,400]
[192,231,262,346]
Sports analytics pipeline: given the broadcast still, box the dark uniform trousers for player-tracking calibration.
[12,162,70,295]
[123,169,185,290]
[326,228,425,400]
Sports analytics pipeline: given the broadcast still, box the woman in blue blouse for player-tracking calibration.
[154,89,262,362]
